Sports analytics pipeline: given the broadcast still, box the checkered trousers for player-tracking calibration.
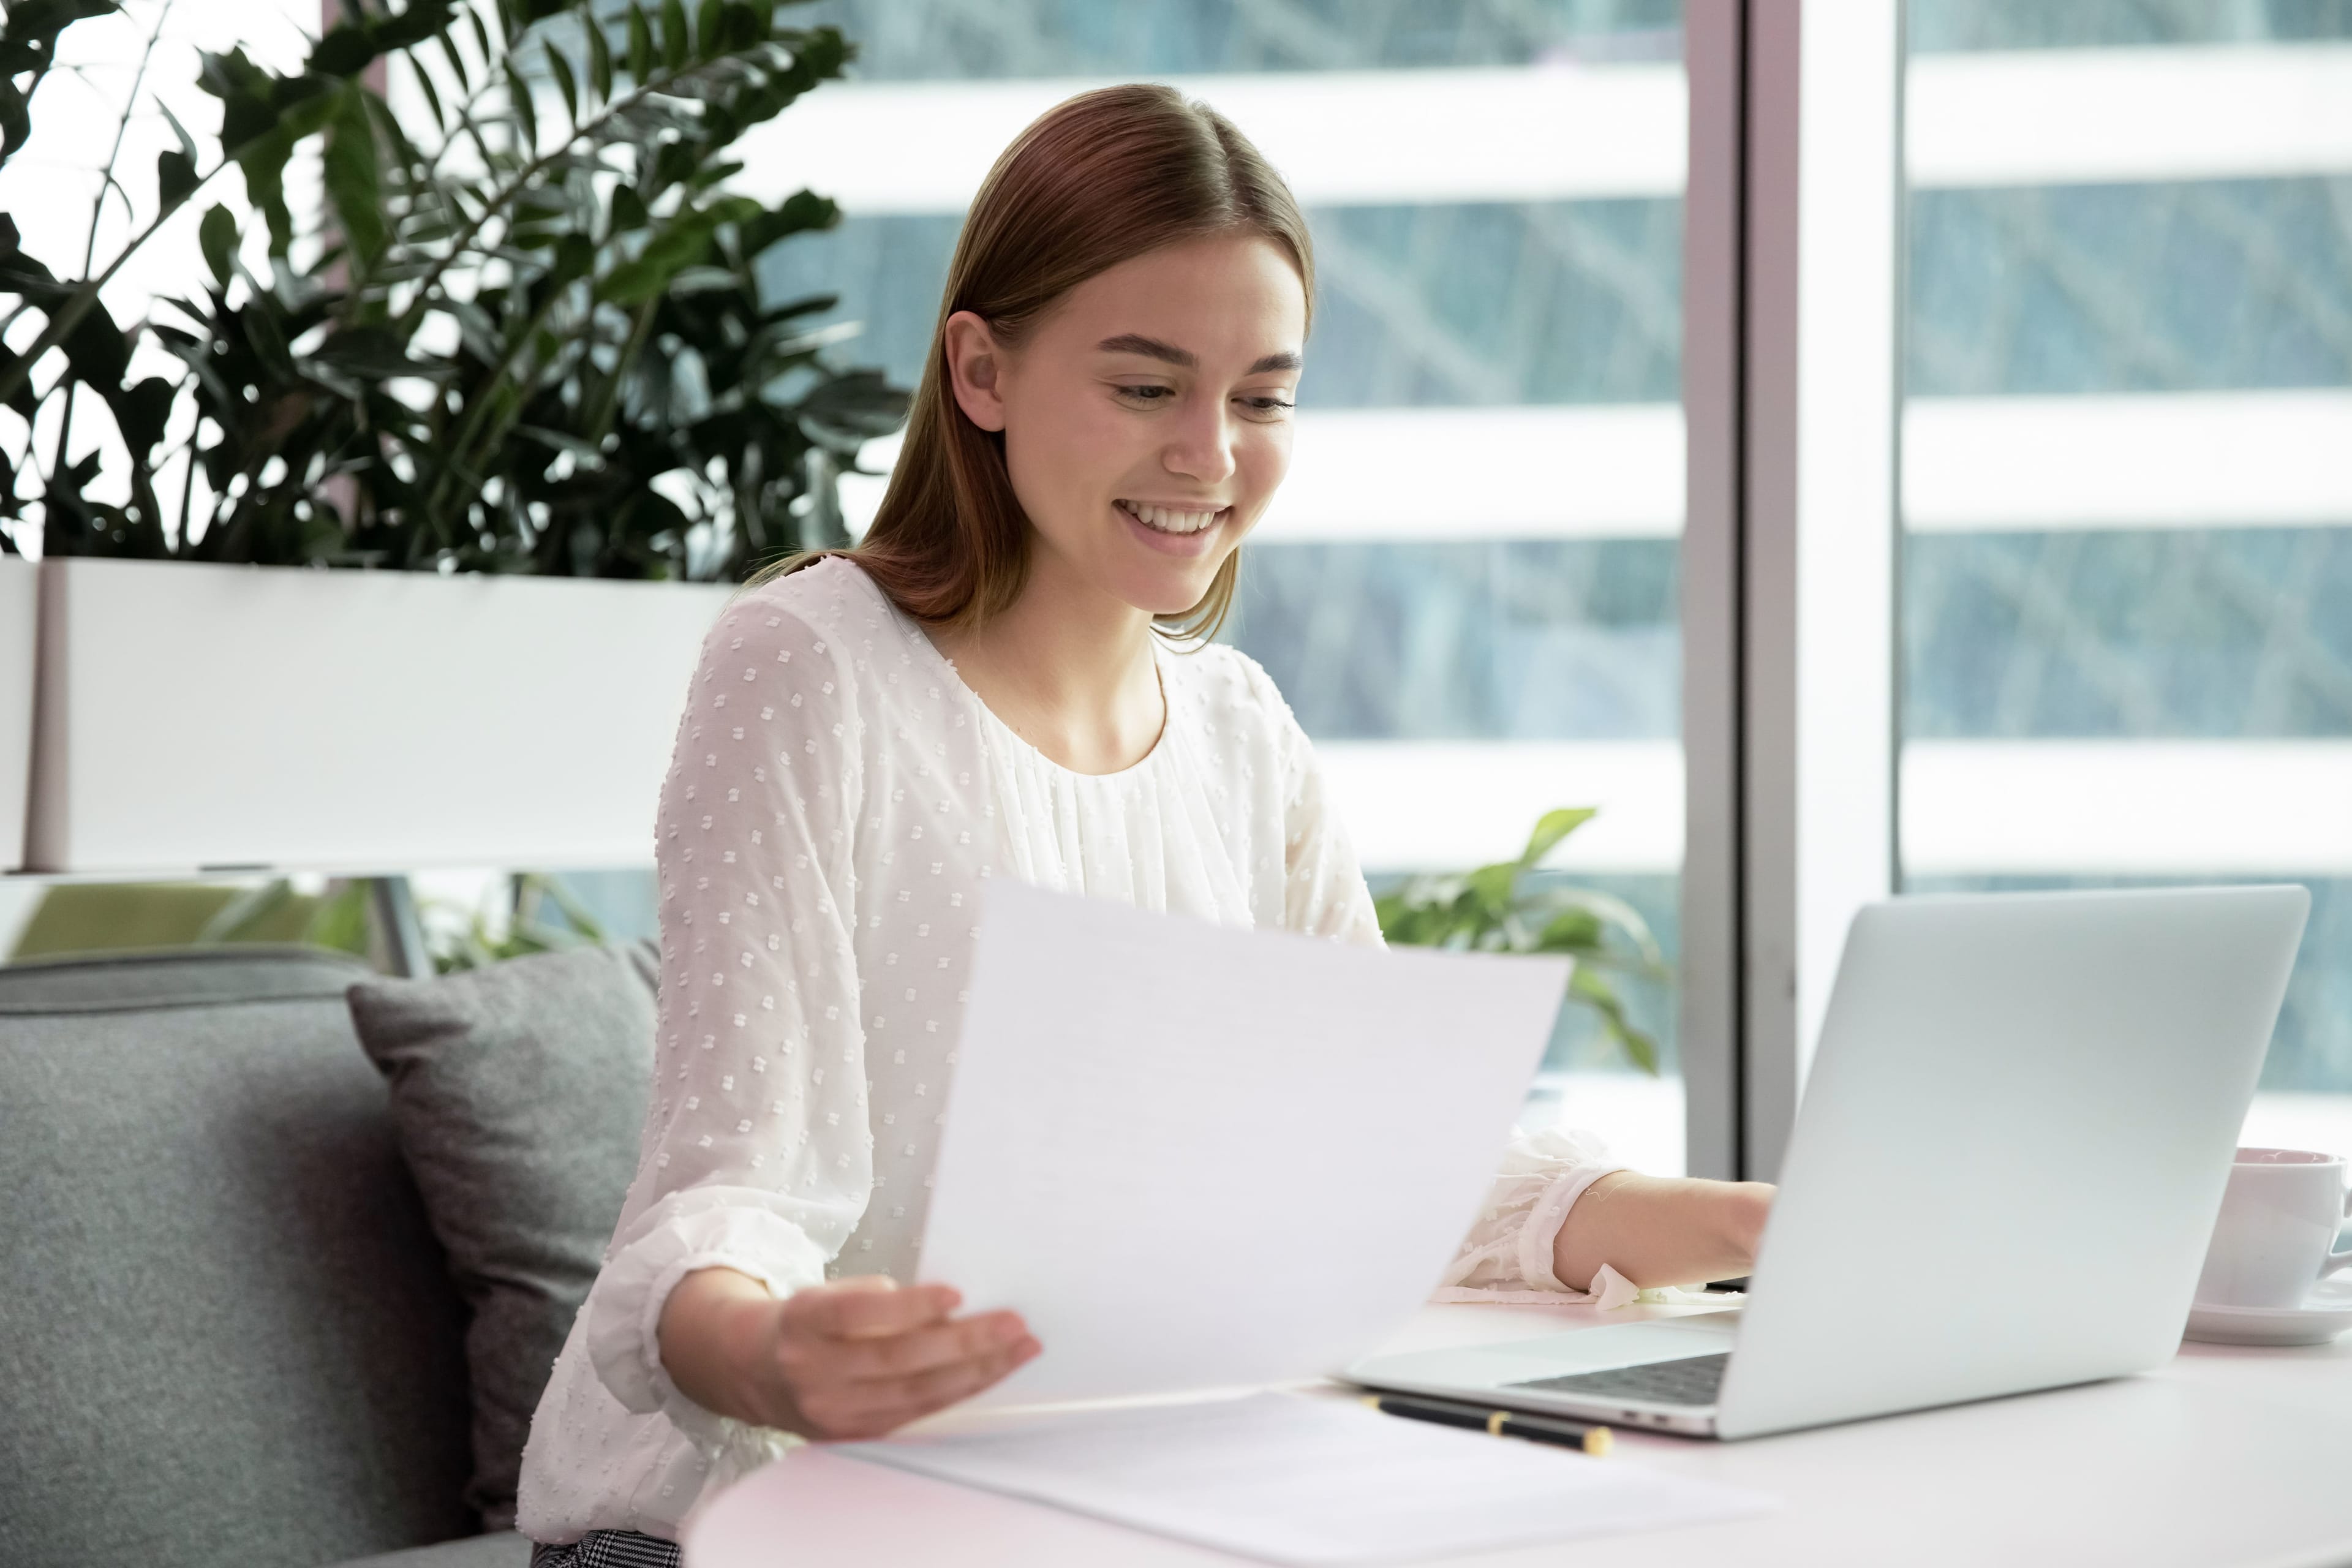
[528,1529,682,1567]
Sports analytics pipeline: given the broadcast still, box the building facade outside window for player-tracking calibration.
[1898,0,2352,1153]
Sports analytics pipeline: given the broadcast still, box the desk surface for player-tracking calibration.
[682,1301,2352,1568]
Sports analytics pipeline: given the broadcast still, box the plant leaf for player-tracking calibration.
[467,6,495,76]
[435,23,473,91]
[309,20,377,78]
[156,99,199,164]
[741,187,839,258]
[405,48,448,129]
[505,54,540,150]
[323,86,385,263]
[659,0,689,69]
[1463,861,1518,919]
[1532,905,1605,953]
[1519,806,1597,869]
[665,264,737,295]
[374,0,462,53]
[198,202,239,284]
[545,37,579,123]
[1569,964,1660,1076]
[585,9,613,99]
[513,422,605,459]
[156,147,198,206]
[625,3,653,79]
[696,0,723,55]
[113,375,176,454]
[609,182,649,233]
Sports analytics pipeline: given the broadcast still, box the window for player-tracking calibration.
[1898,2,2352,1153]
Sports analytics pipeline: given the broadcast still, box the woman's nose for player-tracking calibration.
[1162,397,1238,486]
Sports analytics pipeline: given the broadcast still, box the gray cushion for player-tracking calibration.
[346,943,660,1532]
[0,946,480,1567]
[333,1529,534,1567]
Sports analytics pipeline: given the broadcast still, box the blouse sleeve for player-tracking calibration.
[1250,658,1632,1295]
[1438,1124,1628,1295]
[578,595,875,1450]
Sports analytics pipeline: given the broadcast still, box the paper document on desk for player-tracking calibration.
[838,1392,1773,1566]
[916,880,1569,1405]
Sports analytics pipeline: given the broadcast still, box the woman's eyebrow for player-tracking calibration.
[1095,333,1302,374]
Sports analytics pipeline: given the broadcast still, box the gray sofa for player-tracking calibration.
[0,944,533,1567]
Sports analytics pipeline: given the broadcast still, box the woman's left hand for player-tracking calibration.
[1551,1172,1777,1294]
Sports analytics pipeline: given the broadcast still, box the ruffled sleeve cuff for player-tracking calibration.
[1438,1124,1630,1297]
[584,1186,834,1449]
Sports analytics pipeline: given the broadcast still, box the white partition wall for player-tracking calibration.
[27,560,733,874]
[0,556,35,872]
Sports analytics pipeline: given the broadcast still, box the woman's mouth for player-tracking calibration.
[1114,499,1227,537]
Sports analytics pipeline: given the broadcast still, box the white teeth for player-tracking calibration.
[1119,501,1221,535]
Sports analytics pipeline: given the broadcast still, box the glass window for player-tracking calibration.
[771,0,1693,1172]
[1900,1,2352,1158]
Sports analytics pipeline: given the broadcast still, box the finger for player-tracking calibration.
[786,1278,959,1340]
[855,1338,1042,1434]
[836,1311,1030,1382]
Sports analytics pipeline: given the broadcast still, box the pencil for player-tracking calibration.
[1360,1392,1615,1457]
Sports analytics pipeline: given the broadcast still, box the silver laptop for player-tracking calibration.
[1347,885,2310,1441]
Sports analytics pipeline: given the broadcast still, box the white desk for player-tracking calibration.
[682,1300,2352,1567]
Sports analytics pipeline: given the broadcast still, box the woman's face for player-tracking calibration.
[943,232,1308,618]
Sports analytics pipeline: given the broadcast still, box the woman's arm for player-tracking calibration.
[1551,1170,1776,1291]
[576,600,889,1442]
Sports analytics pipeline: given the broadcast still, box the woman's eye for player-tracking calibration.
[1240,396,1295,418]
[1115,385,1174,402]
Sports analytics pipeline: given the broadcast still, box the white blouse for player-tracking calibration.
[514,556,1626,1544]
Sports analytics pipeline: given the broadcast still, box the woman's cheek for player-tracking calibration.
[1242,429,1292,508]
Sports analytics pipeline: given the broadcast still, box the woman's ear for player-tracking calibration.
[942,310,1009,432]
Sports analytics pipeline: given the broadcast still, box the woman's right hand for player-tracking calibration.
[660,1267,1041,1441]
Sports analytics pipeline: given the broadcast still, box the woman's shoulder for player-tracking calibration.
[1172,641,1308,744]
[704,556,916,678]
[720,554,884,642]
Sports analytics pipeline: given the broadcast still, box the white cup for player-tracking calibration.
[2194,1147,2352,1309]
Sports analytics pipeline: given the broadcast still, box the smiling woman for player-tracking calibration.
[513,82,1768,1566]
[767,81,1315,644]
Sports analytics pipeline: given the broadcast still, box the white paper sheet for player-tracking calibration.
[836,1392,1774,1566]
[916,880,1570,1406]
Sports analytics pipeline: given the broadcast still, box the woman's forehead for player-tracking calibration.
[1049,239,1307,361]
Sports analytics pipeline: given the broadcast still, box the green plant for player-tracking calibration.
[1374,807,1668,1074]
[0,0,905,576]
[421,870,608,971]
[196,869,606,971]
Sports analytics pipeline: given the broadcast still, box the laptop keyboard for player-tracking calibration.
[1506,1352,1730,1408]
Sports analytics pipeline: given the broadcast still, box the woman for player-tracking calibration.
[517,83,1771,1561]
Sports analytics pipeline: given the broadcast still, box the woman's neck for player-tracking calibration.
[927,549,1166,775]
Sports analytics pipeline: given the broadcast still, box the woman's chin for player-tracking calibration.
[1107,504,1240,612]
[1109,564,1226,621]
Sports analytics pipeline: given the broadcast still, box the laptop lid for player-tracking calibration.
[1714,884,2308,1439]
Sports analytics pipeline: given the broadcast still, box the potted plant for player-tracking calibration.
[1,0,907,873]
[1376,807,1670,1074]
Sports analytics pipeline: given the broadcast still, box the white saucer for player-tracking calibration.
[2185,1275,2352,1346]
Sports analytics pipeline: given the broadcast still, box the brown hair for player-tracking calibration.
[751,82,1314,644]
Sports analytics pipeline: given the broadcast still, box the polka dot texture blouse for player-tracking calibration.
[515,557,1624,1544]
